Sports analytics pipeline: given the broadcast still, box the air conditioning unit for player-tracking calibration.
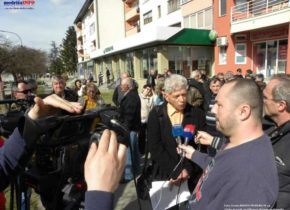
[216,37,228,46]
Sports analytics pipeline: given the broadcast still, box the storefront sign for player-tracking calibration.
[251,27,288,41]
[103,46,114,54]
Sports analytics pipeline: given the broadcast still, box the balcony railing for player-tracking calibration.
[231,0,289,22]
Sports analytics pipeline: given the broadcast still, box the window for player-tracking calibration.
[184,16,190,28]
[158,5,161,18]
[168,0,180,13]
[89,23,95,36]
[219,46,227,64]
[190,14,196,28]
[185,7,212,29]
[141,48,157,78]
[143,11,153,25]
[235,43,247,64]
[204,8,213,28]
[180,0,190,5]
[197,11,204,28]
[219,0,226,16]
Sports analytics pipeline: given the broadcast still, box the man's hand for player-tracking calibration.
[28,94,83,120]
[85,129,127,192]
[178,144,195,160]
[195,131,214,146]
[169,169,189,186]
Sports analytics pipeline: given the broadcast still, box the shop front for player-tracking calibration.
[89,27,214,85]
[252,25,288,77]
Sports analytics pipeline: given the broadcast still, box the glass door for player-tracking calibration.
[277,39,288,74]
[266,40,277,77]
[253,39,288,77]
[253,42,266,75]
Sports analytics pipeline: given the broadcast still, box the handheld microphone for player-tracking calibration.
[182,124,195,157]
[172,124,183,154]
[183,124,196,145]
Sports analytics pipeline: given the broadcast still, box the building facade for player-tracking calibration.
[213,0,290,77]
[74,0,215,85]
[74,0,125,79]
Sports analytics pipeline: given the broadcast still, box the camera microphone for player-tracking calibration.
[172,124,183,155]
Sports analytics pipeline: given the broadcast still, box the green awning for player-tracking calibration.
[166,29,214,46]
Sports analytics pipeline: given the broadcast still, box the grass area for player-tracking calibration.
[101,89,113,105]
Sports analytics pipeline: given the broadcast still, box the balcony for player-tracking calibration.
[126,25,140,36]
[77,44,83,51]
[125,6,140,22]
[77,31,82,38]
[231,0,290,33]
[125,0,135,4]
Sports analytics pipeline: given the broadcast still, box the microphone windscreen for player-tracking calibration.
[183,124,196,139]
[172,124,183,137]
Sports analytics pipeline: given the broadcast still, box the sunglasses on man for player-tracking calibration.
[16,89,32,94]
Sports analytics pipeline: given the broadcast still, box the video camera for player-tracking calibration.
[0,97,128,209]
[0,97,35,138]
[22,106,129,209]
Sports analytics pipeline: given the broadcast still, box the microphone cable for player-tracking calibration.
[110,119,142,210]
[153,156,185,210]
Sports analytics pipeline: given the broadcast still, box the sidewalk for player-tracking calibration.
[114,180,152,210]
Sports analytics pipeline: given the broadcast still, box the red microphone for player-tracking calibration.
[183,124,196,145]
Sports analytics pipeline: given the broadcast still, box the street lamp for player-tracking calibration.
[0,29,23,46]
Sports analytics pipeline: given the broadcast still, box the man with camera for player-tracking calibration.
[13,81,32,100]
[0,94,127,210]
[0,94,83,190]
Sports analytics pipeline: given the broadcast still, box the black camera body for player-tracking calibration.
[24,106,129,209]
[0,99,128,209]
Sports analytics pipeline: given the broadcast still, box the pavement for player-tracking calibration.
[114,180,152,210]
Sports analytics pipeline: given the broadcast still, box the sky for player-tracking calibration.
[0,0,85,52]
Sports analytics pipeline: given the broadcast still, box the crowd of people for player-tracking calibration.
[0,69,289,210]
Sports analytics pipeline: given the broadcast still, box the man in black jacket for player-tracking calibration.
[263,75,290,209]
[119,77,141,182]
[147,74,206,195]
[112,72,138,107]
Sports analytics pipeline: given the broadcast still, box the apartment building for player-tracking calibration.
[74,0,215,84]
[74,0,125,79]
[214,0,290,77]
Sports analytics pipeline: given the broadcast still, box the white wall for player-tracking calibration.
[140,0,182,31]
[82,10,96,57]
[97,0,125,49]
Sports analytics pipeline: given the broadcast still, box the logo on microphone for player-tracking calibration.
[183,124,196,145]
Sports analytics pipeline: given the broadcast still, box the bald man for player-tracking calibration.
[180,79,278,209]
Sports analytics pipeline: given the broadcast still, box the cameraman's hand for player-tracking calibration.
[195,131,214,146]
[85,129,126,192]
[28,94,83,120]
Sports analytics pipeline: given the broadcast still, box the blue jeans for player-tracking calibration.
[124,131,141,180]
